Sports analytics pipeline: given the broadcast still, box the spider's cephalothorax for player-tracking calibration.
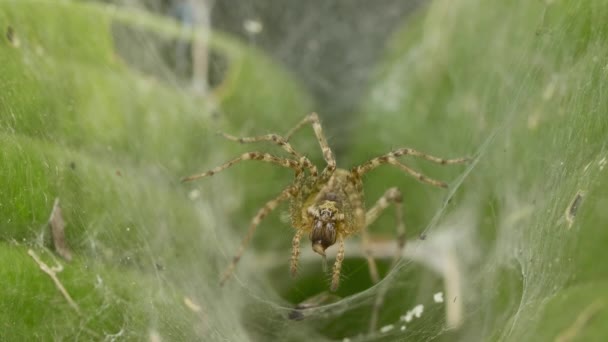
[182,112,469,296]
[292,169,364,262]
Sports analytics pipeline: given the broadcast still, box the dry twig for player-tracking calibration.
[27,249,80,314]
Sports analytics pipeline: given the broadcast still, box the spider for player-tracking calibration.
[182,112,469,293]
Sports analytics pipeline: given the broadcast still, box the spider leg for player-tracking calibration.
[181,152,302,182]
[220,186,294,286]
[352,149,469,188]
[388,148,470,165]
[331,235,345,291]
[290,229,303,277]
[362,187,406,333]
[220,132,318,177]
[284,113,336,179]
[284,113,316,141]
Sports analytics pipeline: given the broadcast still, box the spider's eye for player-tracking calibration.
[320,209,333,220]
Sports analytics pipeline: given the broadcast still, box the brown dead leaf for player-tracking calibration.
[49,198,72,261]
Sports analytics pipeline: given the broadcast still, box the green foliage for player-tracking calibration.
[0,0,311,340]
[348,0,608,340]
[0,246,204,340]
[2,0,607,341]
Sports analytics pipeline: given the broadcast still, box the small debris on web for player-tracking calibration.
[188,189,201,200]
[6,25,19,47]
[412,304,424,318]
[243,19,263,34]
[48,198,72,261]
[433,291,444,303]
[5,26,13,41]
[400,304,424,322]
[400,325,406,332]
[184,296,202,313]
[565,190,585,229]
[148,330,161,342]
[379,324,394,333]
[95,275,103,287]
[288,310,305,321]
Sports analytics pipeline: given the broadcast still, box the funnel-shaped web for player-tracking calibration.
[1,1,607,341]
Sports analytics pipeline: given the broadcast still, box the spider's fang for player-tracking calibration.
[312,241,326,256]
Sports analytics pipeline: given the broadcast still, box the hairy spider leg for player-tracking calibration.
[362,187,406,333]
[284,113,337,178]
[290,229,303,276]
[284,113,344,281]
[285,113,342,227]
[181,152,303,182]
[361,187,405,283]
[353,149,470,188]
[331,236,346,291]
[219,187,294,286]
[284,113,317,141]
[220,132,318,177]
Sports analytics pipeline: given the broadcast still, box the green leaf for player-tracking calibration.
[343,0,608,340]
[0,0,312,340]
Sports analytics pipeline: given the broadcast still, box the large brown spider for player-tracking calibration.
[182,112,469,293]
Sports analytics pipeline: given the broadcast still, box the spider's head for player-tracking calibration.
[308,201,344,256]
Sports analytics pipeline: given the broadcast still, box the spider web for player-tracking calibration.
[1,0,608,341]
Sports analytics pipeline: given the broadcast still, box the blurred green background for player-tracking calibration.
[1,0,607,341]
